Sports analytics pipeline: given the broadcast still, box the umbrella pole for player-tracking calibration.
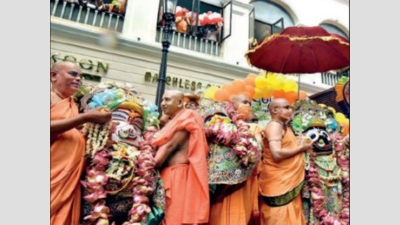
[297,74,300,99]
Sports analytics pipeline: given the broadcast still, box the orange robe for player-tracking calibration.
[208,170,259,225]
[153,109,210,225]
[208,123,263,225]
[259,127,305,225]
[51,97,86,225]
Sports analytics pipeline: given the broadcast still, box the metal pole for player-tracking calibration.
[155,12,175,109]
[297,74,301,99]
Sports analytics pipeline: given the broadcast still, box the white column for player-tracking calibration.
[122,0,160,43]
[221,1,254,69]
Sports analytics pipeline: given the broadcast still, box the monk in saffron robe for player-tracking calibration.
[259,98,313,225]
[208,94,262,225]
[50,62,111,225]
[152,90,209,225]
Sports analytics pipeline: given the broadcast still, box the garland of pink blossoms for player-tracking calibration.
[307,135,350,225]
[81,105,160,225]
[124,127,158,224]
[335,135,350,225]
[223,102,260,166]
[81,147,112,225]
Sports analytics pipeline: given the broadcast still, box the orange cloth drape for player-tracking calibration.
[153,109,209,225]
[208,170,259,225]
[208,123,263,225]
[51,98,86,225]
[259,127,305,225]
[161,164,191,225]
[259,195,304,225]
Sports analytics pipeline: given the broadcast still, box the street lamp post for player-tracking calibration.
[155,0,177,108]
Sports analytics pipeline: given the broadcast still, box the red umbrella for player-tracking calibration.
[245,26,349,74]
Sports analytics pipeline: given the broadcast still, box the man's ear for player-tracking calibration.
[178,99,184,108]
[270,107,277,115]
[50,71,57,82]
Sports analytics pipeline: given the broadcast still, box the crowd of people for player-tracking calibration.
[51,61,349,225]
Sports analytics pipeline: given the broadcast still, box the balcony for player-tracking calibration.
[155,27,221,56]
[50,0,124,32]
[321,67,350,86]
[155,0,232,57]
[321,72,340,86]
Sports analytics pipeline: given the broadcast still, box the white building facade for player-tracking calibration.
[51,0,349,103]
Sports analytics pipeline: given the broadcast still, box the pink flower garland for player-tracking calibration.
[81,128,159,225]
[81,149,112,224]
[307,135,350,225]
[124,129,158,224]
[223,102,260,166]
[335,135,350,225]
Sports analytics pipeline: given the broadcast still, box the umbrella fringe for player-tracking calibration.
[244,34,350,68]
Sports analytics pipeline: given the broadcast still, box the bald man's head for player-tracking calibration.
[231,94,252,121]
[269,98,293,122]
[231,94,251,110]
[161,90,185,118]
[50,62,82,98]
[51,62,78,73]
[165,90,184,100]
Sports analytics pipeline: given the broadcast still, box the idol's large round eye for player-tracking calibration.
[305,129,319,141]
[320,130,331,141]
[128,127,136,135]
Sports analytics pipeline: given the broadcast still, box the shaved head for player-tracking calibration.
[165,90,184,101]
[231,94,251,110]
[231,93,252,121]
[268,98,289,112]
[161,90,185,118]
[50,61,82,98]
[269,98,293,123]
[51,61,79,73]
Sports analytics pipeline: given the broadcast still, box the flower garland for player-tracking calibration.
[81,149,112,224]
[85,122,112,157]
[124,100,160,224]
[223,101,260,166]
[81,87,160,225]
[307,135,350,225]
[334,135,350,225]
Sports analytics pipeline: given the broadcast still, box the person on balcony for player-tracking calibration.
[259,98,313,225]
[152,90,210,225]
[50,62,112,225]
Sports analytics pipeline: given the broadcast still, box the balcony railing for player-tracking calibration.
[321,72,340,86]
[50,0,124,32]
[156,27,221,56]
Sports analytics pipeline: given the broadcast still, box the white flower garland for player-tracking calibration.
[85,122,112,157]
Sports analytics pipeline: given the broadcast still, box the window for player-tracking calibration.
[156,0,232,56]
[157,0,231,43]
[249,6,255,47]
[250,0,295,43]
[254,18,283,43]
[320,23,349,40]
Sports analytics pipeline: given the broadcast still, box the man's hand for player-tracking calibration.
[84,108,112,123]
[299,142,313,152]
[51,108,111,140]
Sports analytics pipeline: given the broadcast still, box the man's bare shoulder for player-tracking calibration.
[266,121,283,132]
